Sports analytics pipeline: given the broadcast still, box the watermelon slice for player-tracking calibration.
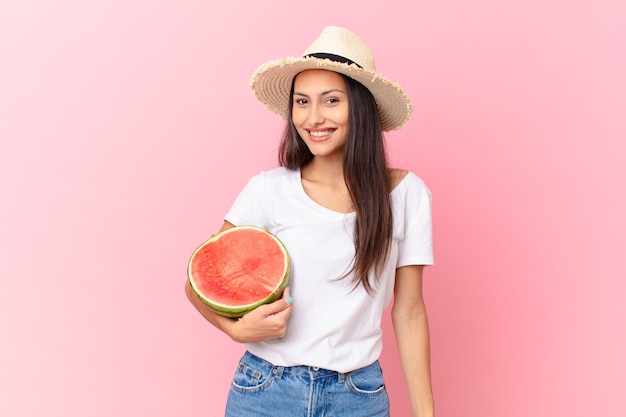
[187,226,290,318]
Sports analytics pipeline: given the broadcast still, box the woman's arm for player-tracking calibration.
[392,265,434,417]
[184,221,293,343]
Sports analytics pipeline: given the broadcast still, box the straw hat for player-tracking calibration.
[250,26,412,131]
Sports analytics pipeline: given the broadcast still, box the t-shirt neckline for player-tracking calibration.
[292,168,413,216]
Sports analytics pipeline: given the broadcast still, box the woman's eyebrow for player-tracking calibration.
[293,88,346,97]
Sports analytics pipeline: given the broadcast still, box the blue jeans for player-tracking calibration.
[225,351,390,417]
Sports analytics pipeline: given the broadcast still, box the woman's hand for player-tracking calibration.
[229,287,293,343]
[185,279,293,343]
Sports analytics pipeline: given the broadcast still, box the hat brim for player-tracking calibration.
[250,56,412,131]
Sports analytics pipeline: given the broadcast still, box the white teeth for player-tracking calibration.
[309,130,332,137]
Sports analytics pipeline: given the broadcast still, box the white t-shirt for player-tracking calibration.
[225,167,433,373]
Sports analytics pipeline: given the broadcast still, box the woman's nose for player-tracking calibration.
[307,104,325,125]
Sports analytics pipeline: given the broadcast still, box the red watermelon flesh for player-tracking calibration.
[188,226,290,318]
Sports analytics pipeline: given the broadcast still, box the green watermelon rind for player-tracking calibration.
[187,226,290,319]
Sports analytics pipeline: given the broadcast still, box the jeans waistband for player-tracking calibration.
[240,351,367,381]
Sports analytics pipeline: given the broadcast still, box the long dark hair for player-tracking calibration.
[279,73,393,295]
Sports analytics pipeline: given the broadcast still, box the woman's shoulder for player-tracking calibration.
[248,166,295,182]
[244,167,298,192]
[389,168,430,193]
[389,168,409,190]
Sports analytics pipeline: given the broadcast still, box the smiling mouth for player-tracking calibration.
[308,129,335,138]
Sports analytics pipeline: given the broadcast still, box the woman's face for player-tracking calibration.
[292,69,349,159]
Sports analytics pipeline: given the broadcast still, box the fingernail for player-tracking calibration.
[286,297,293,304]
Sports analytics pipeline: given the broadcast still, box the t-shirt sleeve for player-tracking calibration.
[397,174,434,267]
[224,172,270,228]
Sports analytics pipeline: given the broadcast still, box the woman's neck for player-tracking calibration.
[300,156,354,213]
[301,155,344,185]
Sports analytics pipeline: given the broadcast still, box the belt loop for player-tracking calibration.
[338,372,346,383]
[272,366,284,379]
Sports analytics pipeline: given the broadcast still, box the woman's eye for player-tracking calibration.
[295,98,308,105]
[326,98,339,104]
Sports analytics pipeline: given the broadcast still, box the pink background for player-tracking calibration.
[1,1,625,416]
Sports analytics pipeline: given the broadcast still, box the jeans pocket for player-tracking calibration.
[231,361,274,393]
[346,361,386,396]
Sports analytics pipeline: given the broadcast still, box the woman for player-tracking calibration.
[186,26,434,417]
